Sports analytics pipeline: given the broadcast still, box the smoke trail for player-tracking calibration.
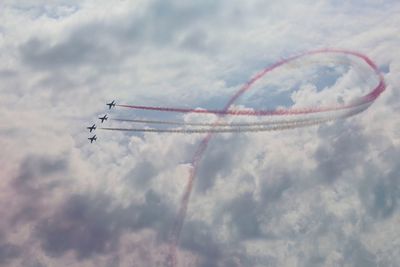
[102,102,371,134]
[101,119,336,133]
[116,51,384,118]
[160,49,386,267]
[111,117,323,127]
[110,116,327,128]
[117,102,364,116]
[111,100,372,128]
[101,49,384,266]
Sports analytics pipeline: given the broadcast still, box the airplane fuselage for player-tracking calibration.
[99,115,108,123]
[88,135,97,143]
[87,124,96,132]
[107,100,116,109]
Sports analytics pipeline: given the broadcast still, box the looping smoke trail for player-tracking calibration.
[101,102,371,134]
[102,119,334,132]
[116,52,384,118]
[116,102,366,116]
[111,117,327,127]
[107,100,373,131]
[106,49,385,266]
[108,102,369,129]
[164,49,385,267]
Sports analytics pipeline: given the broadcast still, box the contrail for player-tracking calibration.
[116,52,384,118]
[111,117,326,127]
[162,49,385,267]
[101,118,340,133]
[110,102,371,128]
[102,49,385,266]
[116,101,370,116]
[101,102,371,134]
[110,117,330,128]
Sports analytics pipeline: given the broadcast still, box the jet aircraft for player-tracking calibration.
[87,124,96,132]
[99,114,108,123]
[107,100,116,109]
[88,135,97,143]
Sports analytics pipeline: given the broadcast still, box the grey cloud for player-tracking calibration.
[36,193,121,259]
[11,2,79,20]
[134,0,219,45]
[225,192,262,240]
[180,213,255,266]
[19,257,47,267]
[343,239,378,267]
[260,173,292,203]
[131,189,173,234]
[280,207,378,267]
[12,154,69,224]
[303,245,374,267]
[315,120,367,183]
[179,28,212,52]
[359,152,400,219]
[305,255,325,267]
[20,35,115,70]
[196,134,248,193]
[2,0,400,266]
[15,154,68,183]
[19,0,221,71]
[13,153,69,201]
[369,179,398,218]
[125,160,158,188]
[0,242,20,265]
[180,220,221,266]
[0,69,17,78]
[36,189,173,259]
[0,154,69,266]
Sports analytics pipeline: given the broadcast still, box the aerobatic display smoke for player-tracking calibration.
[103,102,372,133]
[99,49,385,266]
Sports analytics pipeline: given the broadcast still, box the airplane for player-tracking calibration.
[88,135,97,143]
[87,124,96,132]
[107,100,116,109]
[99,114,108,123]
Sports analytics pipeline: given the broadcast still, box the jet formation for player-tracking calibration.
[86,100,115,143]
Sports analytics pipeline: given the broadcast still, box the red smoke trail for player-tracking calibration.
[117,102,365,116]
[100,102,373,133]
[111,99,371,128]
[100,119,344,133]
[102,49,384,266]
[117,52,384,119]
[110,117,319,127]
[89,50,385,266]
[161,49,386,267]
[104,100,373,132]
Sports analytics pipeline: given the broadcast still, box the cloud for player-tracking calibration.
[124,160,158,188]
[315,121,368,183]
[36,189,174,259]
[359,147,400,219]
[18,0,221,72]
[195,134,249,193]
[0,240,20,265]
[0,0,399,266]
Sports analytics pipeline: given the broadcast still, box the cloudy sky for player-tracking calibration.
[1,1,399,266]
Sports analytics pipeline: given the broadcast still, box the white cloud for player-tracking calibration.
[0,0,399,266]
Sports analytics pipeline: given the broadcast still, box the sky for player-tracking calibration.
[0,1,400,266]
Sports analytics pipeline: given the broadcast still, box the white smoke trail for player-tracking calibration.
[103,101,371,134]
[111,115,336,127]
